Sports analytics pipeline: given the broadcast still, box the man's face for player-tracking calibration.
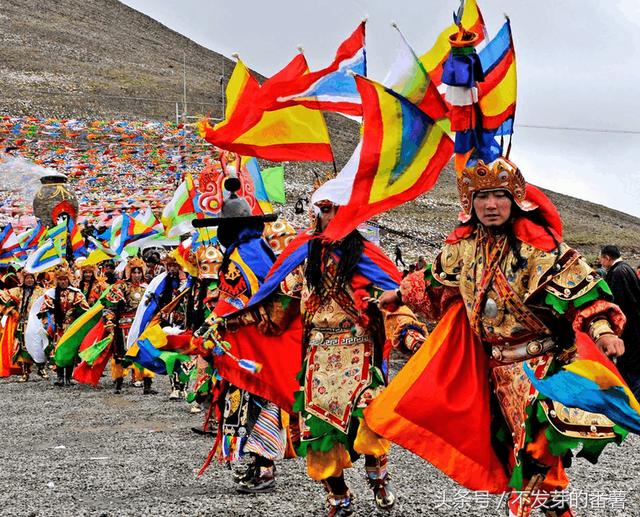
[473,190,512,227]
[318,205,338,231]
[23,275,35,287]
[167,263,180,276]
[82,269,93,281]
[599,255,614,269]
[57,276,69,289]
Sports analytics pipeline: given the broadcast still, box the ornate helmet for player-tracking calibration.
[52,260,74,281]
[195,245,223,279]
[124,256,147,280]
[17,270,37,284]
[263,220,297,255]
[457,157,538,222]
[75,257,97,272]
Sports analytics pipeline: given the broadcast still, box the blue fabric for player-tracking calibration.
[442,52,484,88]
[525,364,640,434]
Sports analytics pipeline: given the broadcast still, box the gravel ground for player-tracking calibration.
[1,366,639,517]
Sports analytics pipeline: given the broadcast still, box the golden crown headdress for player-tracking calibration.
[457,157,537,222]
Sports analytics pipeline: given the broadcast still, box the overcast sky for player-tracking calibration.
[120,0,640,217]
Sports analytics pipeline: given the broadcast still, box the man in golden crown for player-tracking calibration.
[103,256,156,394]
[0,270,48,381]
[37,261,90,386]
[75,260,108,306]
[370,155,635,517]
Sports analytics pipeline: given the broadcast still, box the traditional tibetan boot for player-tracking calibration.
[365,454,395,510]
[143,377,157,395]
[114,377,123,394]
[237,456,276,493]
[36,363,49,379]
[54,367,64,387]
[323,478,354,517]
[19,363,30,382]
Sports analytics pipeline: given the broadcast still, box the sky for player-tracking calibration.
[120,0,640,217]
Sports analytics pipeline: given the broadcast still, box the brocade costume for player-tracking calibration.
[38,280,89,386]
[77,271,108,306]
[103,273,154,392]
[0,281,46,379]
[217,228,426,514]
[365,158,639,517]
[213,228,286,471]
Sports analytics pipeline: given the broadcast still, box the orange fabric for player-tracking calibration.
[0,315,21,377]
[525,428,569,492]
[306,443,352,480]
[365,299,510,493]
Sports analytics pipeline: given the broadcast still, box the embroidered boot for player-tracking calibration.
[237,456,276,494]
[36,363,49,379]
[323,478,354,517]
[365,454,395,510]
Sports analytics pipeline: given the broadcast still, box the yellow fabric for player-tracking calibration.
[419,0,483,72]
[353,417,391,457]
[111,359,154,380]
[305,419,390,480]
[306,443,352,481]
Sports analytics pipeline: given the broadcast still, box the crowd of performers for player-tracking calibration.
[2,160,640,517]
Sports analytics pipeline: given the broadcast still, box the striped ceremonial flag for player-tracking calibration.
[113,214,160,255]
[198,56,334,162]
[526,332,640,434]
[17,221,46,251]
[0,225,22,267]
[24,238,62,273]
[272,21,367,116]
[478,18,516,134]
[67,218,87,258]
[82,237,117,267]
[420,0,487,86]
[45,221,68,256]
[241,157,273,214]
[54,298,104,367]
[161,173,200,238]
[320,76,454,242]
[384,23,449,126]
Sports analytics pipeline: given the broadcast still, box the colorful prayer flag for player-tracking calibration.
[261,165,286,205]
[161,173,200,237]
[198,56,334,162]
[271,22,367,116]
[319,76,454,242]
[477,18,516,133]
[24,238,63,273]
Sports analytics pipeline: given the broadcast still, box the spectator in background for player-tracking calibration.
[600,245,640,399]
[416,256,427,270]
[394,244,406,268]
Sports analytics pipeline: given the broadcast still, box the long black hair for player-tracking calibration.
[305,216,365,293]
[464,194,561,272]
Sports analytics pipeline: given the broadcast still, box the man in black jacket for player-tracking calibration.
[601,244,640,399]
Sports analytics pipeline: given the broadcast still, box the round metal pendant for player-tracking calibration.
[483,297,498,318]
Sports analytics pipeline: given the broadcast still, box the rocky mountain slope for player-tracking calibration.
[1,0,639,261]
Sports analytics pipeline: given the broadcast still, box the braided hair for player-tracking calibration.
[305,217,364,293]
[464,193,562,273]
